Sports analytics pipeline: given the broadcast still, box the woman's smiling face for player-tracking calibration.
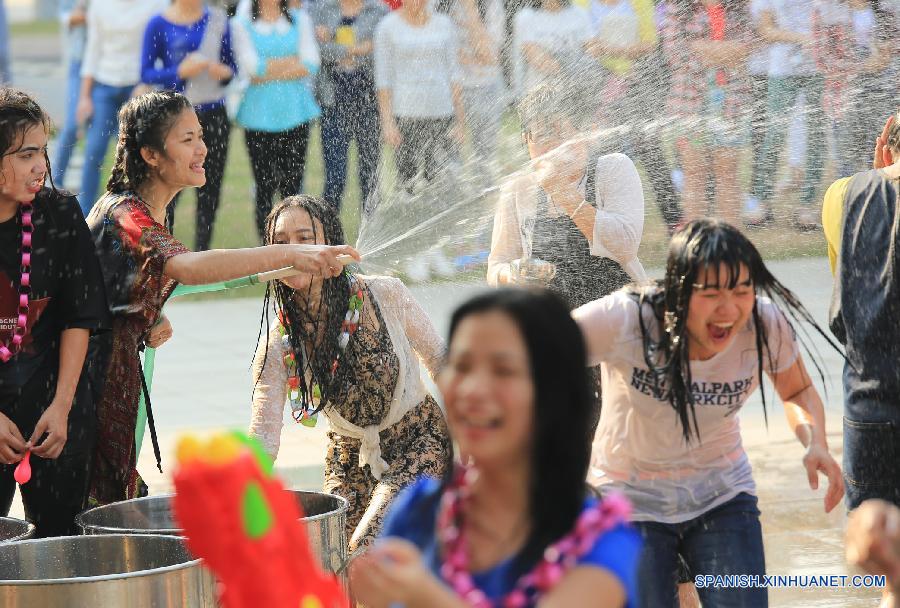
[685,263,755,360]
[0,124,47,206]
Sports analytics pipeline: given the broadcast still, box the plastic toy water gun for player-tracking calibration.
[172,431,347,608]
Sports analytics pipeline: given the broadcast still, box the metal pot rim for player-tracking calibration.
[76,491,350,532]
[0,534,203,586]
[0,516,35,543]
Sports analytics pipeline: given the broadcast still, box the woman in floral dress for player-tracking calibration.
[249,195,452,554]
[86,91,358,505]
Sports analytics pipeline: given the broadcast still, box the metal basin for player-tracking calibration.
[0,517,33,543]
[77,491,349,575]
[0,534,216,607]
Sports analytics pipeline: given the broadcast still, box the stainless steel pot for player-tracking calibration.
[77,491,349,576]
[0,516,33,543]
[0,534,216,607]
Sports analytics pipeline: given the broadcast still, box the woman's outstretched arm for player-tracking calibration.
[164,243,359,285]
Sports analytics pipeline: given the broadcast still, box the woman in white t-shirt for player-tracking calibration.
[512,0,593,97]
[574,219,845,607]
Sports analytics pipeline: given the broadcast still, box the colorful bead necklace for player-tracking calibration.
[0,202,33,363]
[278,274,364,427]
[437,466,631,607]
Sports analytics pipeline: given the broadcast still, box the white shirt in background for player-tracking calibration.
[81,0,168,86]
[746,0,770,77]
[758,0,818,77]
[590,0,639,49]
[450,0,505,88]
[512,5,592,96]
[230,11,321,78]
[574,292,799,523]
[374,11,461,119]
[488,152,648,286]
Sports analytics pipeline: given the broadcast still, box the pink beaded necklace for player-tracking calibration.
[437,467,631,608]
[0,202,33,363]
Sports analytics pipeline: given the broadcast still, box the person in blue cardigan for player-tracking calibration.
[353,289,641,608]
[231,0,321,242]
[141,0,237,251]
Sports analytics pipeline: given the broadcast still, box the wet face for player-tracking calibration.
[0,124,48,206]
[439,311,534,467]
[146,108,207,190]
[524,117,578,160]
[272,207,325,291]
[685,263,755,360]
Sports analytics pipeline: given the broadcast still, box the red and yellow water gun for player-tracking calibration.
[172,431,347,608]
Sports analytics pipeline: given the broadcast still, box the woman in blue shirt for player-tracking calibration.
[231,0,321,242]
[141,0,237,251]
[353,289,641,607]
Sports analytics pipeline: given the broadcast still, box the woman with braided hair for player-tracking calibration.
[86,90,358,505]
[574,219,845,607]
[248,194,451,555]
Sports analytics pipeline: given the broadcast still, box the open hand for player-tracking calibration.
[207,62,233,81]
[29,401,69,460]
[352,539,443,607]
[846,499,900,591]
[69,8,87,27]
[291,244,360,278]
[146,315,174,349]
[315,25,332,43]
[178,54,211,80]
[383,119,402,148]
[452,121,466,147]
[802,443,844,513]
[0,412,26,465]
[534,140,588,196]
[76,95,93,126]
[874,115,895,170]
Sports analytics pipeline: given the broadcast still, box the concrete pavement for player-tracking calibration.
[12,258,876,605]
[139,259,878,606]
[4,29,882,605]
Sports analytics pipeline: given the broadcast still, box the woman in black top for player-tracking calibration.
[0,88,108,537]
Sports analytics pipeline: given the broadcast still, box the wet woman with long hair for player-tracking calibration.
[86,91,357,505]
[353,289,641,607]
[248,194,451,554]
[0,88,106,536]
[574,219,845,607]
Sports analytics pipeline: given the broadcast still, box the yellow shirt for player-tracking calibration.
[822,177,852,275]
[590,0,658,75]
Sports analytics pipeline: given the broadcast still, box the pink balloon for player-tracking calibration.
[14,451,31,485]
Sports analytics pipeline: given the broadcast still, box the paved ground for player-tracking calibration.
[6,33,884,606]
[9,257,878,605]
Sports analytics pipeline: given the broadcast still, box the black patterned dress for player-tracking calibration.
[86,192,190,505]
[250,275,451,552]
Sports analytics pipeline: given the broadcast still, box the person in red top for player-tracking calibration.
[86,90,359,505]
[659,0,752,226]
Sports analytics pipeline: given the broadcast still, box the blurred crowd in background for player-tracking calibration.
[1,0,897,246]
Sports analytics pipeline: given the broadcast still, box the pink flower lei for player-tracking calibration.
[0,202,33,363]
[437,467,631,608]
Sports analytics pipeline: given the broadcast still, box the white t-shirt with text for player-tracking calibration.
[574,290,799,523]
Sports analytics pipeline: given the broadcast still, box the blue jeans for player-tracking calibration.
[52,59,83,188]
[79,82,133,215]
[634,493,767,608]
[843,391,900,510]
[321,71,379,212]
[0,2,9,84]
[751,76,824,207]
